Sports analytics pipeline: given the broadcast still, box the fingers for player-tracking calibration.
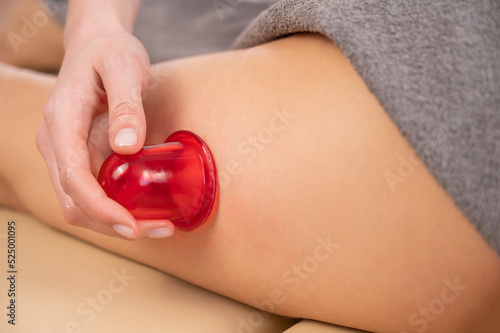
[136,220,175,239]
[95,47,150,155]
[36,120,133,237]
[35,32,165,239]
[38,69,131,237]
[36,120,175,239]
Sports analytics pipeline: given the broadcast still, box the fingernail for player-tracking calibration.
[114,128,137,147]
[113,224,136,238]
[146,227,173,238]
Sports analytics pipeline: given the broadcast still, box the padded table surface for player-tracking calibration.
[0,207,366,333]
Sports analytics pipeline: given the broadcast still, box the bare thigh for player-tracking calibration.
[0,34,499,333]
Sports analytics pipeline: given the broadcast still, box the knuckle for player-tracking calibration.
[105,48,145,73]
[60,198,80,226]
[34,127,45,153]
[62,209,79,226]
[111,101,143,122]
[58,167,75,195]
[42,103,55,127]
[118,49,139,64]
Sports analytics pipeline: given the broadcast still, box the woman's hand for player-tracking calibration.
[35,0,174,239]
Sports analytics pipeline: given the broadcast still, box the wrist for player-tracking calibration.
[64,0,140,50]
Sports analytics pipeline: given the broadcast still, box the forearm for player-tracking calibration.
[64,0,141,49]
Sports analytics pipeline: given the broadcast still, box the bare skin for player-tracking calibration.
[0,34,499,333]
[0,0,64,72]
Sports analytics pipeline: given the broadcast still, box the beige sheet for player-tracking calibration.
[0,207,366,333]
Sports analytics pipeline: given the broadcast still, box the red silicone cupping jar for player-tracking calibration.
[98,130,217,231]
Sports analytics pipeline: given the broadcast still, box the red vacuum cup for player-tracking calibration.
[98,130,217,230]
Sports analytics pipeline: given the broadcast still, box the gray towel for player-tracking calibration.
[234,0,500,255]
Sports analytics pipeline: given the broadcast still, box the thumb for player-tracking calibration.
[109,99,146,155]
[99,59,148,155]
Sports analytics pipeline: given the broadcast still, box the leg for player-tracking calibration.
[0,34,499,333]
[0,62,55,212]
[0,0,64,72]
